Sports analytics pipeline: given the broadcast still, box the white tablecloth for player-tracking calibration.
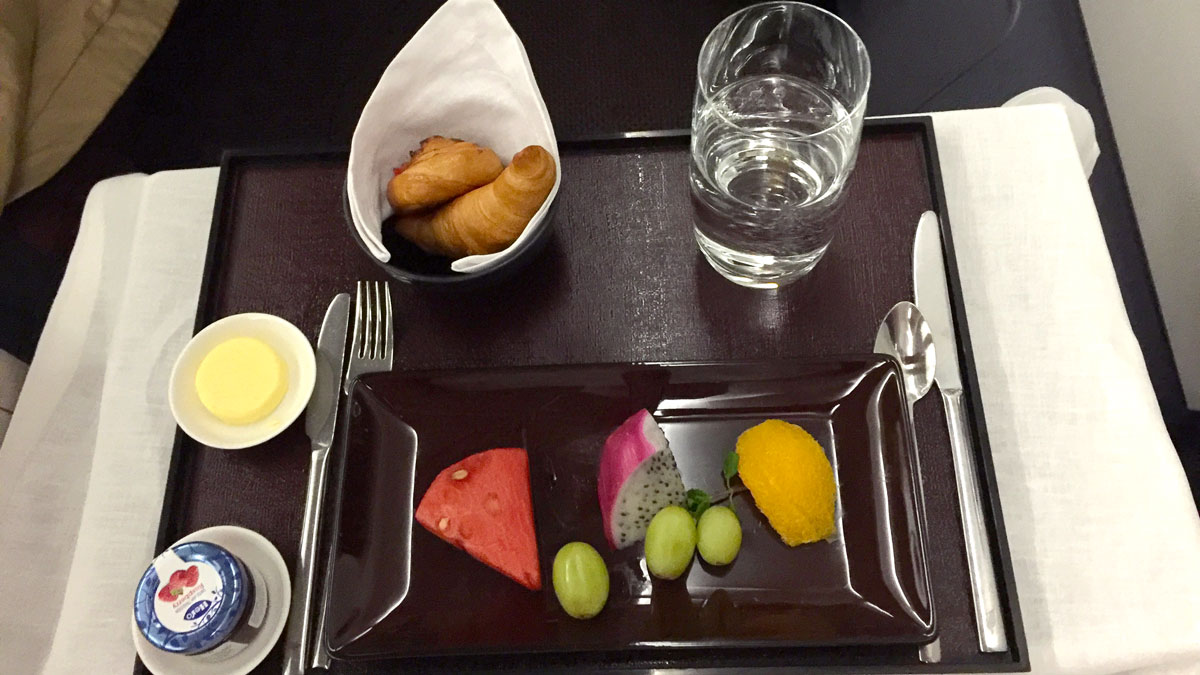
[1,105,1198,674]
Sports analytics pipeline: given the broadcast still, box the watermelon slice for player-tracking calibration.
[415,447,541,590]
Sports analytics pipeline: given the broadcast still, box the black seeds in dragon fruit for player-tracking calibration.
[597,410,687,549]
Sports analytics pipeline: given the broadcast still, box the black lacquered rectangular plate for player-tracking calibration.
[326,356,933,659]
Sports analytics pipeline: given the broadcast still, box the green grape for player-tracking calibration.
[552,542,609,619]
[644,505,697,580]
[697,505,742,566]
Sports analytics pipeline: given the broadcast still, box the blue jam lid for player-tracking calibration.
[133,541,250,654]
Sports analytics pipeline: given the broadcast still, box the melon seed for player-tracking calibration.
[452,470,469,480]
[438,517,449,531]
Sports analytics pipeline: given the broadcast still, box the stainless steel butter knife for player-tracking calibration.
[914,210,1007,653]
[282,293,351,675]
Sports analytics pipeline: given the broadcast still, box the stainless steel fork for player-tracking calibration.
[344,280,394,395]
[309,280,393,670]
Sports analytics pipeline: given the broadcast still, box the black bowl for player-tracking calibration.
[341,180,555,291]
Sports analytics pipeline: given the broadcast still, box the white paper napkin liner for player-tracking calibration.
[346,0,561,274]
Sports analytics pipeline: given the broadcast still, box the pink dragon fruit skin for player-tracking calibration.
[597,409,687,549]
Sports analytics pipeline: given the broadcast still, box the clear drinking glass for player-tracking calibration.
[690,2,870,288]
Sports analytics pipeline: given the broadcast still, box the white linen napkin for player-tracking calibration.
[2,107,1198,674]
[1003,87,1100,177]
[930,104,1200,674]
[346,0,560,273]
[0,169,219,673]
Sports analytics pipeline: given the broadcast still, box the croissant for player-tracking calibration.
[386,136,503,214]
[395,145,556,258]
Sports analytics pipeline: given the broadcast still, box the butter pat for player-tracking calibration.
[195,337,289,425]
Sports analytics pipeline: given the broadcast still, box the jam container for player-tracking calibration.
[133,541,261,656]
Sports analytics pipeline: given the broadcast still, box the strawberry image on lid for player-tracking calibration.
[155,565,200,603]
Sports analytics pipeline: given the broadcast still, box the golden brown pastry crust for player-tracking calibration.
[386,136,504,214]
[395,145,556,258]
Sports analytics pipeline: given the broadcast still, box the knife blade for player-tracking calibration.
[914,211,1008,653]
[914,212,961,391]
[305,294,351,444]
[282,293,350,675]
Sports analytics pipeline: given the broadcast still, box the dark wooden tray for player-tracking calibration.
[148,119,1027,673]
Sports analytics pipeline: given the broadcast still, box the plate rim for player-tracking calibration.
[328,354,935,659]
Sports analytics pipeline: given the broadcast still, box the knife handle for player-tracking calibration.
[308,512,337,670]
[309,399,354,670]
[943,389,1008,653]
[282,447,331,675]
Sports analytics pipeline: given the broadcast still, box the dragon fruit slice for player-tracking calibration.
[597,409,687,549]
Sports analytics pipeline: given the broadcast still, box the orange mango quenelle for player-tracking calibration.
[736,419,836,546]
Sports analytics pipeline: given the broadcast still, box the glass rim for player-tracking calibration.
[695,1,872,135]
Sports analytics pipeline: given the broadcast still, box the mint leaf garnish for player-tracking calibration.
[722,451,739,491]
[685,489,711,520]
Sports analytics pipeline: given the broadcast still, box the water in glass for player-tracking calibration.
[691,73,859,288]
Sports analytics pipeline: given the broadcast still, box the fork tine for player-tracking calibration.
[364,281,376,360]
[352,281,365,361]
[372,282,384,360]
[383,283,393,363]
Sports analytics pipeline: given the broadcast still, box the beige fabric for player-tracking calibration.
[0,0,177,209]
[0,0,37,207]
